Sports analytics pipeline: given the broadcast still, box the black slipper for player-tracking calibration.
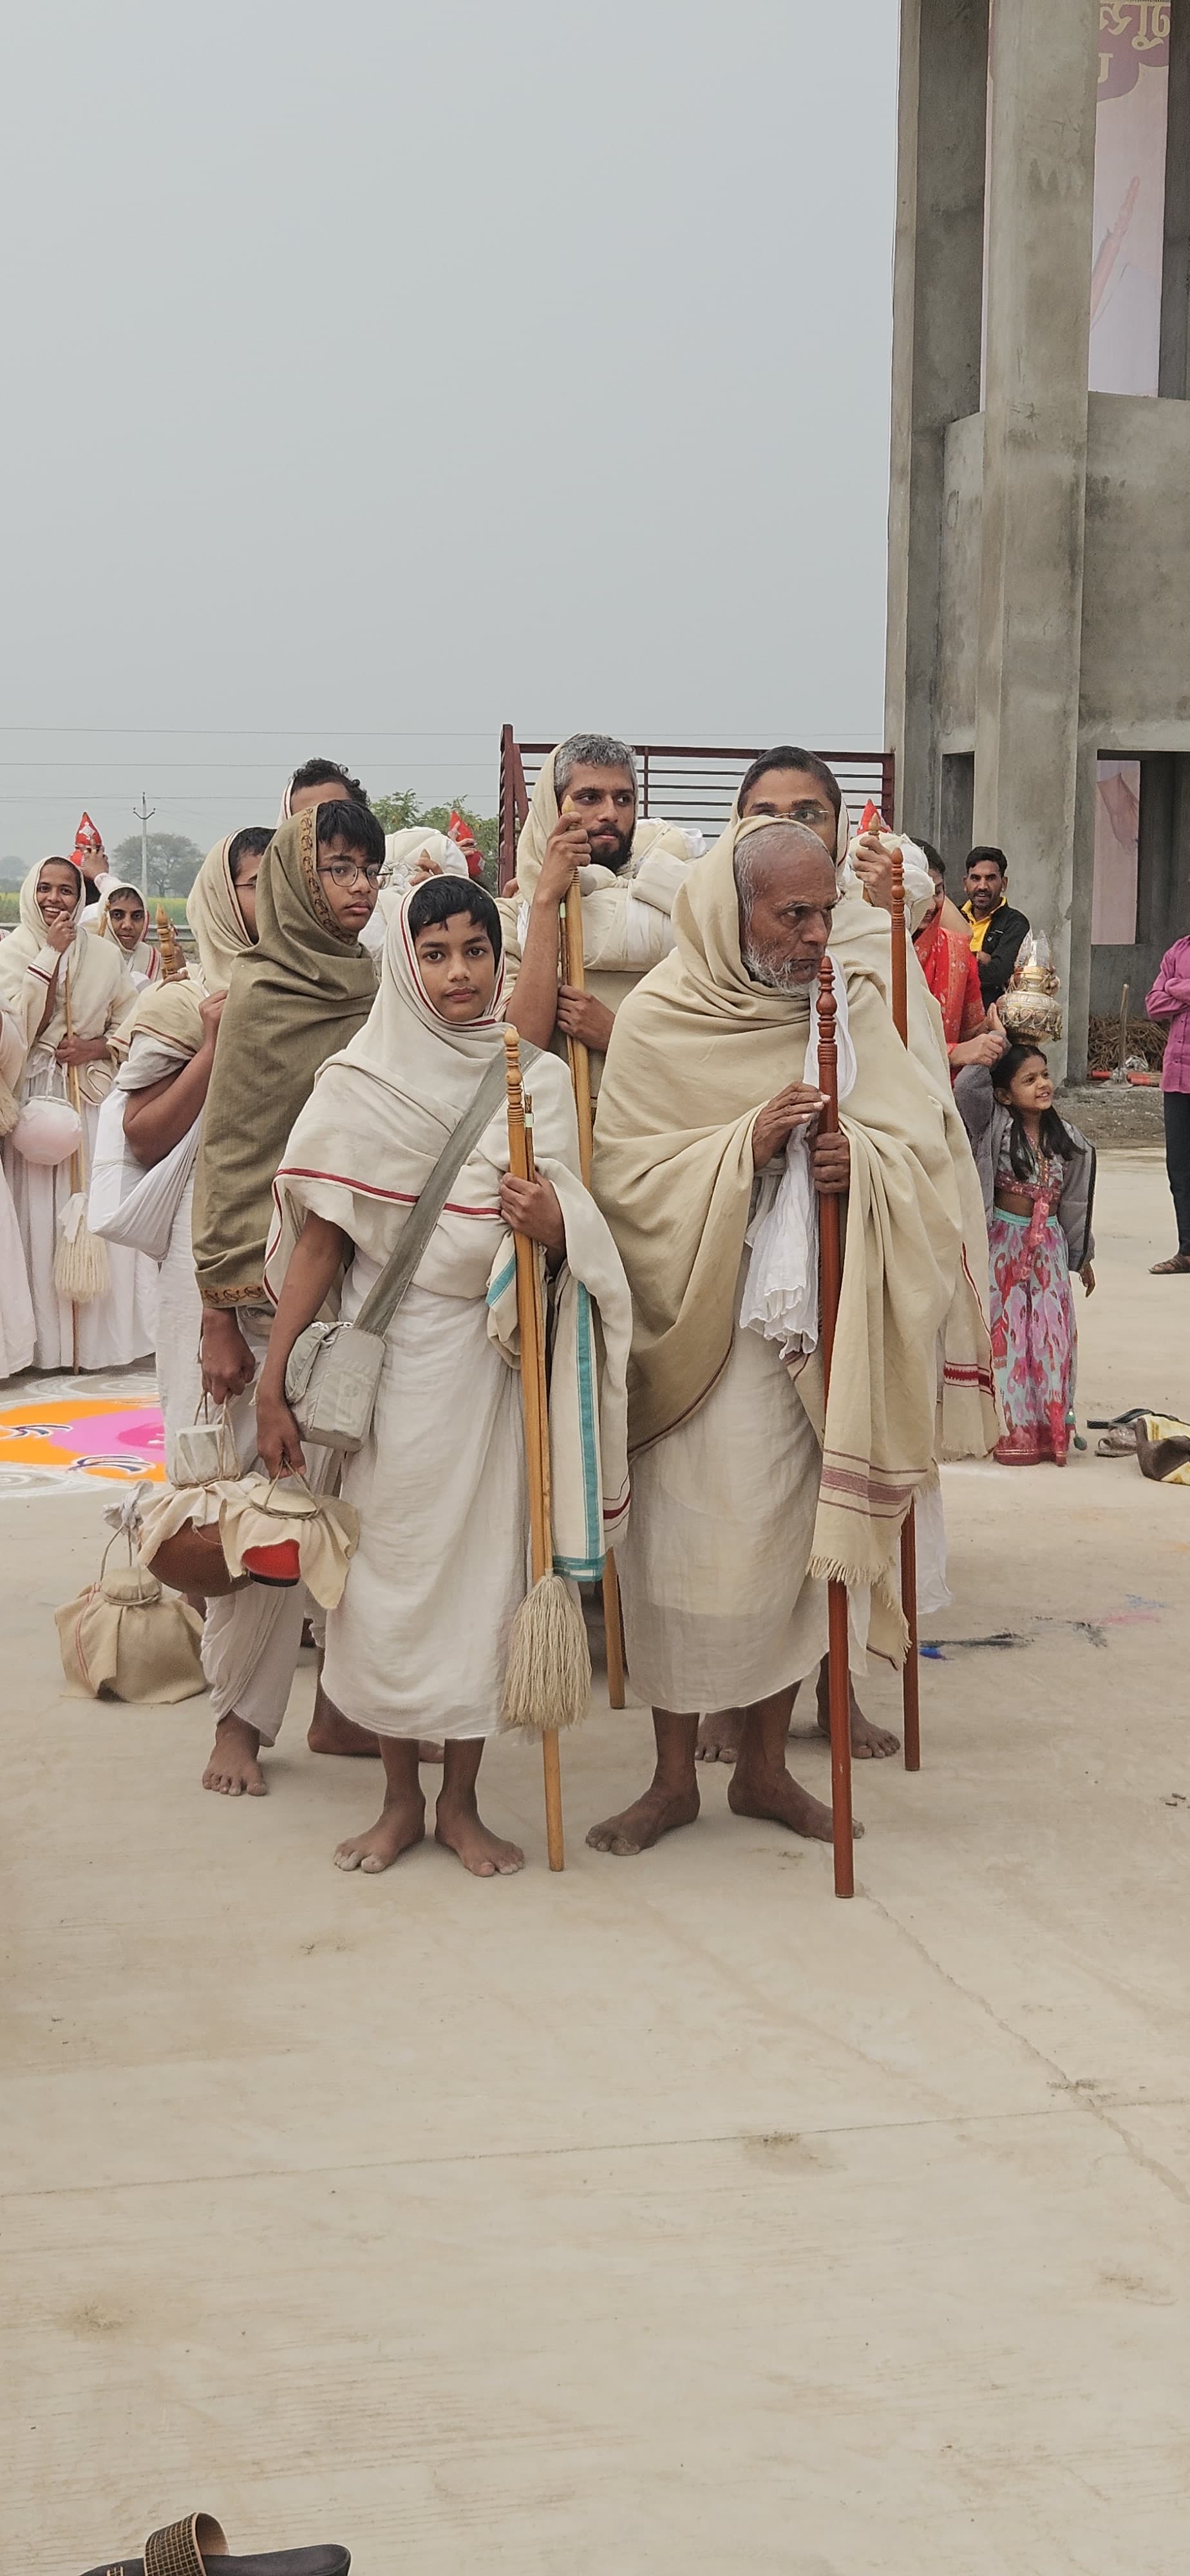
[81,2510,350,2576]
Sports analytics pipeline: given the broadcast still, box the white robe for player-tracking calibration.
[3,1056,156,1372]
[0,1008,35,1379]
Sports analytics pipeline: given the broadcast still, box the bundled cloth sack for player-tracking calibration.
[137,1472,359,1609]
[56,1510,205,1702]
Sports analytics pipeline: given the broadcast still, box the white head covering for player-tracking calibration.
[186,837,254,992]
[265,884,576,1283]
[91,876,159,981]
[0,858,131,1044]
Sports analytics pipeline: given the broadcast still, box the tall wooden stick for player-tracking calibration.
[562,876,627,1711]
[64,967,80,1372]
[816,956,855,1899]
[888,849,921,1772]
[504,1028,565,1870]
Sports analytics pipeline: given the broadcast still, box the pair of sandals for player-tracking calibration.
[84,2512,348,2576]
[1151,1251,1190,1273]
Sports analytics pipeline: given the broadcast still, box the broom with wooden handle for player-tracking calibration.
[53,963,110,1326]
[562,871,627,1710]
[817,956,855,1899]
[888,848,921,1772]
[500,1027,592,1870]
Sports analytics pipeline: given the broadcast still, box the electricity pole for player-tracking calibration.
[133,793,155,904]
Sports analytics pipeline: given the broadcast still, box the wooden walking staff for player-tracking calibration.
[816,956,855,1899]
[502,1027,587,1871]
[887,848,921,1773]
[561,873,627,1711]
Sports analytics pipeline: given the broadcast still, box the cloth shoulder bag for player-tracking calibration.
[88,1083,200,1260]
[285,1046,531,1454]
[11,1060,83,1166]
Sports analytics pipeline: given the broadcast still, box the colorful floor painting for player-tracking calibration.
[0,1368,164,1495]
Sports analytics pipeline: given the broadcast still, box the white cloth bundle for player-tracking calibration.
[137,1473,359,1609]
[739,975,856,1362]
[88,1080,200,1259]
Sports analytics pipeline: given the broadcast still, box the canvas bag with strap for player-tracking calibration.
[285,1045,534,1454]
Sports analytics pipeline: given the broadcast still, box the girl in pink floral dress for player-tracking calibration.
[982,1046,1096,1465]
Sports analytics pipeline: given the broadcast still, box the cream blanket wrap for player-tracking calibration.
[592,817,998,1656]
[0,860,133,1097]
[263,891,632,1738]
[506,750,700,1036]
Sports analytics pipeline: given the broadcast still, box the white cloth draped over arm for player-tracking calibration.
[739,972,857,1363]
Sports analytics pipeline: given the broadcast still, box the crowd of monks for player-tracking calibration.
[1,739,1000,1879]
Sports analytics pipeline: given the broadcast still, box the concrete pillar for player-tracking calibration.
[884,0,988,835]
[1159,0,1190,401]
[972,0,1099,1074]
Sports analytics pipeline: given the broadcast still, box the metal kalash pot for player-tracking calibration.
[999,934,1063,1044]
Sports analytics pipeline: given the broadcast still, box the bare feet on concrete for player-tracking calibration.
[203,1714,267,1797]
[816,1663,900,1761]
[728,1759,864,1842]
[308,1678,381,1759]
[695,1709,745,1763]
[435,1793,525,1877]
[334,1789,426,1874]
[586,1781,701,1856]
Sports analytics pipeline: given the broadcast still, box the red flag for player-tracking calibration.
[448,809,484,880]
[73,811,103,857]
[858,799,887,835]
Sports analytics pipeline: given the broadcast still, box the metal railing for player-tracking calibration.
[498,726,895,884]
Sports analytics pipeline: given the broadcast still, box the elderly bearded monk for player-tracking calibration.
[587,815,998,1858]
[503,734,702,1079]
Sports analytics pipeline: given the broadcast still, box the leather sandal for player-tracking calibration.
[82,2510,350,2576]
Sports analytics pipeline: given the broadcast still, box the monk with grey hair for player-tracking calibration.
[504,732,703,1077]
[587,814,998,1858]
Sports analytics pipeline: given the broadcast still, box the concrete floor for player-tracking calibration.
[5,1148,1190,2576]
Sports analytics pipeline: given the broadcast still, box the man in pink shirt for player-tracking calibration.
[1147,932,1190,1273]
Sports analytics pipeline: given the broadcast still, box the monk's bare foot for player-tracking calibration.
[334,1790,426,1874]
[202,1714,266,1797]
[816,1668,899,1761]
[308,1681,381,1759]
[418,1742,444,1764]
[435,1795,524,1877]
[729,1761,864,1842]
[696,1710,744,1763]
[586,1781,701,1856]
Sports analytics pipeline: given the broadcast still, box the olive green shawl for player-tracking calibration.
[192,806,378,1305]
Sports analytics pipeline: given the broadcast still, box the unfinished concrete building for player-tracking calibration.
[885,0,1189,1072]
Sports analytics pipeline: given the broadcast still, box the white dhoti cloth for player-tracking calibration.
[200,1309,323,1745]
[619,1283,829,1714]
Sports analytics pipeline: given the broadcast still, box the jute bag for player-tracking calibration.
[55,1528,205,1703]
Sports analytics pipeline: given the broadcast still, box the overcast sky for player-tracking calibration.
[1,1,898,864]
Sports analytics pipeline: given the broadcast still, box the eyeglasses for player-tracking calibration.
[317,858,382,887]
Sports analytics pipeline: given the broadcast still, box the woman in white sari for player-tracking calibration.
[260,876,630,1879]
[0,1004,35,1378]
[0,857,155,1370]
[117,830,267,1470]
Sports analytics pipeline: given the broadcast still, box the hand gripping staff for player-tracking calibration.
[887,848,921,1772]
[816,956,855,1899]
[561,870,627,1711]
[501,1028,594,1870]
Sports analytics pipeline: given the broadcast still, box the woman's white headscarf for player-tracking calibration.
[186,837,254,992]
[91,876,160,982]
[0,858,132,1048]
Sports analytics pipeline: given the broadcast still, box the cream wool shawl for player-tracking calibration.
[264,889,632,1571]
[0,861,133,1097]
[592,817,997,1649]
[513,748,698,1003]
[118,828,260,1064]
